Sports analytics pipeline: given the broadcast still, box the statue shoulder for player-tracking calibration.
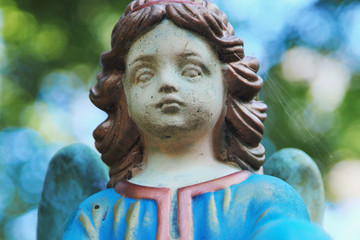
[63,188,121,240]
[77,188,120,212]
[237,174,310,220]
[246,174,331,240]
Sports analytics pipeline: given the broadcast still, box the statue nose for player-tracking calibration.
[159,83,178,93]
[158,70,179,93]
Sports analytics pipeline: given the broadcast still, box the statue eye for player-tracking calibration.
[135,68,154,84]
[182,65,202,80]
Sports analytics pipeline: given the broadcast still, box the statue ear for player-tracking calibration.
[221,63,229,82]
[127,106,132,118]
[121,73,133,119]
[221,63,229,72]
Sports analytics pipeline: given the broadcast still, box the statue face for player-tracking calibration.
[124,20,225,141]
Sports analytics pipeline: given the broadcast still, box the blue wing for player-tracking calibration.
[263,148,325,223]
[37,143,109,240]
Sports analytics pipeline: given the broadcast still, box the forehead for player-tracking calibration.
[126,19,219,64]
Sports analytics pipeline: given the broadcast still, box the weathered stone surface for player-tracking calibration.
[263,148,325,223]
[37,144,108,240]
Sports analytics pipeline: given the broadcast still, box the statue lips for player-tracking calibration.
[155,96,184,113]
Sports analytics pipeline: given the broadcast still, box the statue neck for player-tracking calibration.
[129,132,240,191]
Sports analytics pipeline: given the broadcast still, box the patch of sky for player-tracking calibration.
[290,7,337,49]
[216,0,317,35]
[4,208,37,240]
[18,149,53,204]
[38,71,85,111]
[340,3,360,70]
[70,91,107,148]
[235,29,265,63]
[323,198,360,240]
[0,128,57,208]
[212,0,318,73]
[0,128,45,166]
[0,174,15,221]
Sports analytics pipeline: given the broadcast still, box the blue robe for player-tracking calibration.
[63,171,330,239]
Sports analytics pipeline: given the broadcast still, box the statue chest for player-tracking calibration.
[72,171,255,240]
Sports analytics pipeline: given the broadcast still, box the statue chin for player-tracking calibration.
[136,115,213,143]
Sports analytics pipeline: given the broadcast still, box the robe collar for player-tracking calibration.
[114,170,251,240]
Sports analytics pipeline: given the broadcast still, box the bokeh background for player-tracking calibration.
[0,0,359,239]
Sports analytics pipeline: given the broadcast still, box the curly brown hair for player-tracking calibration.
[89,0,267,187]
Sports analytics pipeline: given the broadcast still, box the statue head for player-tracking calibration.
[90,0,267,187]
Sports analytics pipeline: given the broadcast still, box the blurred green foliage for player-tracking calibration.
[263,67,360,173]
[0,0,132,127]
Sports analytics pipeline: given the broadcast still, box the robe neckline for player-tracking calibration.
[114,170,251,240]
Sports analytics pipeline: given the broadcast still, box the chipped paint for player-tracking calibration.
[142,207,152,227]
[125,201,141,240]
[207,194,220,234]
[223,187,231,214]
[114,198,125,224]
[103,206,109,221]
[92,203,105,230]
[255,209,269,225]
[79,211,98,240]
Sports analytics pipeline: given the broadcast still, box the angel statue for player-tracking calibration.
[37,0,330,239]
